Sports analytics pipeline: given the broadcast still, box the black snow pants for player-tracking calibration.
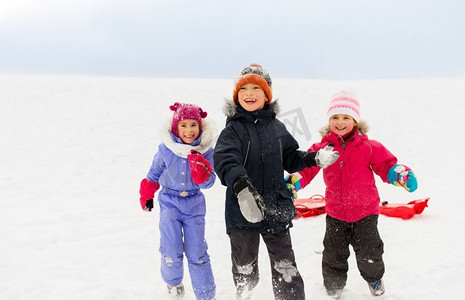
[228,230,305,300]
[322,214,385,290]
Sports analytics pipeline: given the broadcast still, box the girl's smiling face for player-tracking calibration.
[177,119,200,144]
[237,83,268,112]
[329,114,357,136]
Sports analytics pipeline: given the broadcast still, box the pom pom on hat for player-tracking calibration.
[170,102,207,136]
[327,90,361,123]
[232,63,273,104]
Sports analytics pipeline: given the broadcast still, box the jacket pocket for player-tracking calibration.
[263,189,296,224]
[279,188,293,201]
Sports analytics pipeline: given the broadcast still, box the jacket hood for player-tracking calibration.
[319,120,369,137]
[222,98,281,118]
[160,116,216,158]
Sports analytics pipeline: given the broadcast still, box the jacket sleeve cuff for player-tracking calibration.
[304,151,318,167]
[233,176,249,195]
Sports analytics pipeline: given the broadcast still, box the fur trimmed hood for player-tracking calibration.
[222,98,281,118]
[160,116,217,158]
[319,120,369,137]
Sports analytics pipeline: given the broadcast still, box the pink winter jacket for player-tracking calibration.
[299,128,397,222]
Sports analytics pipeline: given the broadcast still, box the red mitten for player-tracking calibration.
[139,178,160,211]
[187,150,212,184]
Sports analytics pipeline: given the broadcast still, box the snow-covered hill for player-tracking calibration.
[1,74,464,299]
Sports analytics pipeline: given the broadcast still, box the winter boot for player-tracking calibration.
[368,279,385,296]
[167,283,185,298]
[326,288,343,299]
[236,287,253,300]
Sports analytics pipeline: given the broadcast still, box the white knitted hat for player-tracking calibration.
[327,90,361,122]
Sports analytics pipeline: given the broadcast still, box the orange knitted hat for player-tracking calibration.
[232,63,273,104]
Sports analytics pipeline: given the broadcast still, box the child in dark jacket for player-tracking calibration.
[139,102,216,300]
[286,90,418,299]
[213,64,340,300]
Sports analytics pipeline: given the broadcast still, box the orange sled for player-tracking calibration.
[294,194,326,219]
[379,197,430,220]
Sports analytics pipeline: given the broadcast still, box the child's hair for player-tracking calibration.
[327,90,361,123]
[319,120,369,137]
[170,102,207,136]
[232,63,273,104]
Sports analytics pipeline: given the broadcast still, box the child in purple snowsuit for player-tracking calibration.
[139,102,216,300]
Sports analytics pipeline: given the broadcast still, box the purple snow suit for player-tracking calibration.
[146,119,216,300]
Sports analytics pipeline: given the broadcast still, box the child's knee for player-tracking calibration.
[160,245,183,267]
[273,259,299,283]
[185,245,210,265]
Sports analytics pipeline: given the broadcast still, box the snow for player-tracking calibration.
[1,73,464,299]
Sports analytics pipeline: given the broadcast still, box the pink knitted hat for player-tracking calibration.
[170,102,207,136]
[327,90,361,123]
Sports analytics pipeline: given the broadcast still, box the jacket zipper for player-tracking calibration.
[243,141,250,167]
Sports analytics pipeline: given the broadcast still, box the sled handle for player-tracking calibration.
[309,194,325,201]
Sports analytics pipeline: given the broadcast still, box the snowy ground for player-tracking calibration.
[1,74,464,299]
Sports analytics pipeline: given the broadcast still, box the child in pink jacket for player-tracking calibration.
[286,90,418,299]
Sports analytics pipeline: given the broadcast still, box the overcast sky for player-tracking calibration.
[1,0,464,78]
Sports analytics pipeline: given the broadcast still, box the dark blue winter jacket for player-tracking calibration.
[214,101,308,234]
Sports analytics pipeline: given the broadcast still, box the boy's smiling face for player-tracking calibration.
[237,83,268,112]
[177,119,200,144]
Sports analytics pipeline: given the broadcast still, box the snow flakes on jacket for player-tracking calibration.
[214,100,309,234]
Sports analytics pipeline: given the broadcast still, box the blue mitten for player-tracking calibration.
[388,164,418,192]
[284,173,303,200]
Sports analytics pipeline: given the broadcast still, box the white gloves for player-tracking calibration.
[233,176,265,223]
[315,144,340,169]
